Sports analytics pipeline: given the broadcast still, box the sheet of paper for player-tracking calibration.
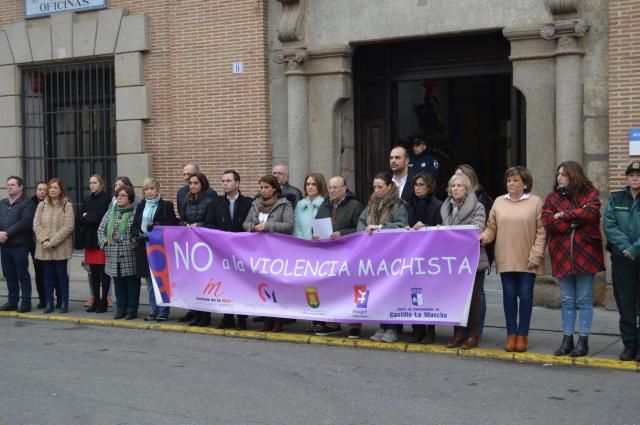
[312,217,333,240]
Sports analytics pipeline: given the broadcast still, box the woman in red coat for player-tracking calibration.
[542,161,605,358]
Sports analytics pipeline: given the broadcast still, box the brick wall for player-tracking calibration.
[608,0,640,190]
[0,0,271,200]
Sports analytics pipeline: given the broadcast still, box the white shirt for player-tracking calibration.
[504,192,530,201]
[392,174,408,198]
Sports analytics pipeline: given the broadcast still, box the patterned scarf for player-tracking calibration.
[106,204,133,244]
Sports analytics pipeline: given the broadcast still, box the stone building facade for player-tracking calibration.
[0,0,271,201]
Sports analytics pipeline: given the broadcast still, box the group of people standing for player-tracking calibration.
[0,141,638,362]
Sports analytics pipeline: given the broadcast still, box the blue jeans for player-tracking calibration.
[559,274,594,336]
[42,260,69,306]
[144,275,169,318]
[1,245,32,306]
[500,272,536,336]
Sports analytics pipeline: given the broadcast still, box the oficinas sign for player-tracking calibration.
[25,0,107,19]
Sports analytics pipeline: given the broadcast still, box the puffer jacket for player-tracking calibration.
[542,187,605,278]
[293,195,325,240]
[180,195,215,226]
[243,197,294,234]
[33,198,74,261]
[440,192,489,271]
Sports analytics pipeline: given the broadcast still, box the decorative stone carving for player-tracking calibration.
[274,48,308,71]
[547,0,579,16]
[540,19,589,41]
[276,0,305,43]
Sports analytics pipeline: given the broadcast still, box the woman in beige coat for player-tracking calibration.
[33,178,74,313]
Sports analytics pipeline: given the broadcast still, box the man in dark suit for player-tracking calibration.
[205,170,253,329]
[390,145,412,202]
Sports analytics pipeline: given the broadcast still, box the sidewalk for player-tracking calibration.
[1,277,636,372]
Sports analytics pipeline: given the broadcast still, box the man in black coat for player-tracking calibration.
[205,170,253,330]
[0,176,36,312]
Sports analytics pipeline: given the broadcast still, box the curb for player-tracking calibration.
[2,311,638,373]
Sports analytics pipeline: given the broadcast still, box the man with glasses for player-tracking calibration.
[314,176,364,337]
[272,164,302,208]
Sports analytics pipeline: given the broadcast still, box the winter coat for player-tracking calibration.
[440,192,488,271]
[604,186,640,258]
[33,198,74,261]
[293,196,325,240]
[97,205,136,277]
[132,198,178,277]
[243,197,294,234]
[408,194,443,227]
[205,193,254,233]
[0,194,35,248]
[281,183,303,208]
[542,187,605,279]
[315,190,364,236]
[357,185,409,231]
[180,195,215,226]
[176,186,217,220]
[76,191,111,250]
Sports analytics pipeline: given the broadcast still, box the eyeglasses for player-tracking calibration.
[116,194,128,199]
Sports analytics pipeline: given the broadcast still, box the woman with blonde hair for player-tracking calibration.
[33,178,75,313]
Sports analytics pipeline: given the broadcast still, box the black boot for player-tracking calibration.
[95,297,107,314]
[43,300,54,314]
[408,325,426,343]
[553,334,574,356]
[197,313,211,327]
[188,312,200,326]
[179,311,196,323]
[570,336,589,357]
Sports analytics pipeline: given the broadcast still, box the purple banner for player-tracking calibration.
[146,226,480,326]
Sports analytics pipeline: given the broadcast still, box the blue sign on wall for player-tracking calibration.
[630,128,640,155]
[25,0,108,19]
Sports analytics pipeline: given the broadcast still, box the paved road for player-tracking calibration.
[0,319,637,425]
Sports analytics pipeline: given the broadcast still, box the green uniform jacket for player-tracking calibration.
[604,187,640,258]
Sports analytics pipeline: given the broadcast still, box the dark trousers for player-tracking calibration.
[42,260,69,307]
[611,255,640,349]
[455,270,484,337]
[1,245,32,307]
[89,264,111,306]
[113,275,141,315]
[32,255,45,304]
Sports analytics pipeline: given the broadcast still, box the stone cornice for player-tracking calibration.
[540,19,589,40]
[547,0,579,16]
[276,0,306,43]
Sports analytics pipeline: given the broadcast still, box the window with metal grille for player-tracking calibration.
[21,61,116,207]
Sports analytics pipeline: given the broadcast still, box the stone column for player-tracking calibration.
[541,20,589,165]
[274,49,309,188]
[503,26,558,197]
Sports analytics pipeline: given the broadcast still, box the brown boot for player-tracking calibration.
[461,336,480,350]
[505,334,517,352]
[515,335,528,352]
[446,331,465,348]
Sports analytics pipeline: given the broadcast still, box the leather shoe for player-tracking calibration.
[504,334,517,352]
[619,346,636,361]
[408,325,426,343]
[0,303,17,311]
[178,311,195,323]
[125,313,137,320]
[272,318,284,332]
[515,335,528,352]
[446,333,465,348]
[554,335,574,356]
[36,301,46,309]
[217,315,235,329]
[113,311,127,320]
[17,304,31,313]
[461,336,480,350]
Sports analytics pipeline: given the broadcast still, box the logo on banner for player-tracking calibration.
[203,280,224,297]
[257,283,277,303]
[353,285,370,308]
[305,286,320,308]
[411,288,423,306]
